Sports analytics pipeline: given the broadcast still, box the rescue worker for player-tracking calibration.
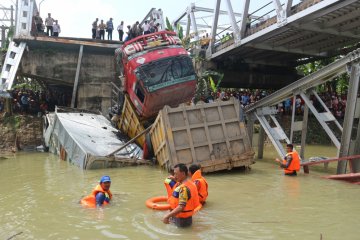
[188,164,208,204]
[275,144,300,176]
[80,175,112,207]
[163,164,200,227]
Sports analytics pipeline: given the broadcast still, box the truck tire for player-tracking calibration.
[145,132,155,162]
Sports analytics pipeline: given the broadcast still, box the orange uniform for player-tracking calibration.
[282,151,300,175]
[167,180,200,218]
[80,184,112,208]
[191,170,208,204]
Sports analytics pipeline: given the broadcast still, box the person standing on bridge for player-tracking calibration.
[45,13,55,36]
[117,21,124,41]
[92,18,98,39]
[52,20,61,37]
[275,144,300,176]
[34,12,43,34]
[106,18,114,40]
[98,20,106,40]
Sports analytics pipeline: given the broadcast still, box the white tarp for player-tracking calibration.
[44,110,142,169]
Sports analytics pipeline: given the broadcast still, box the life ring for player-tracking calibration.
[145,196,171,210]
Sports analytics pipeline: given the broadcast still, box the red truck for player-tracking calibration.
[114,31,197,148]
[116,31,196,120]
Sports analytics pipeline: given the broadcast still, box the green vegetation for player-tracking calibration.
[297,58,349,95]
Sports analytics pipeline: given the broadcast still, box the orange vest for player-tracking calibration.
[191,170,208,204]
[167,180,200,218]
[80,184,113,208]
[282,151,300,174]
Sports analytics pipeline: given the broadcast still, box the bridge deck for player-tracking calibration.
[211,0,360,66]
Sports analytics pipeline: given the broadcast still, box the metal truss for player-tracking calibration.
[176,0,360,61]
[245,48,360,173]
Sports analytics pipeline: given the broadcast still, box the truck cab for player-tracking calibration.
[117,31,197,119]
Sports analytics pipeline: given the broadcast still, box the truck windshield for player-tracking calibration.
[135,56,195,92]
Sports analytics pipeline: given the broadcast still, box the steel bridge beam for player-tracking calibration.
[337,63,360,173]
[207,0,221,57]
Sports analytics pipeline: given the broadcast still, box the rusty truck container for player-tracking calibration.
[149,98,255,172]
[117,95,145,147]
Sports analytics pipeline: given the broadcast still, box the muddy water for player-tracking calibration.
[0,149,359,240]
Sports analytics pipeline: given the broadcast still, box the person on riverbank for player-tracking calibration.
[275,144,300,176]
[163,164,200,227]
[80,175,112,207]
[189,164,208,205]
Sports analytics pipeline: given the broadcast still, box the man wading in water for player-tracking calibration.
[163,164,200,227]
[275,144,301,176]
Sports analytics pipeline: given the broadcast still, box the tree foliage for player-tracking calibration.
[297,58,349,94]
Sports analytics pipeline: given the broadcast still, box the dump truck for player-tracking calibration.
[113,31,254,172]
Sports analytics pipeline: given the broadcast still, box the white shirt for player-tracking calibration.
[45,17,54,26]
[143,23,150,31]
[117,24,123,31]
[53,23,61,33]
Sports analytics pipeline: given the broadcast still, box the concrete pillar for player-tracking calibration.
[258,126,265,159]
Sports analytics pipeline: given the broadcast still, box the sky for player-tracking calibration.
[1,0,301,39]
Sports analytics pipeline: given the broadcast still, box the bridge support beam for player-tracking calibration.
[188,3,199,41]
[71,45,83,108]
[207,0,221,58]
[337,63,360,173]
[224,0,240,44]
[272,0,287,26]
[239,0,250,38]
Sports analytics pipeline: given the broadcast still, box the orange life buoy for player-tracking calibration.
[145,196,171,210]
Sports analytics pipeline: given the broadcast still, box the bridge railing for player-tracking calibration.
[211,0,325,54]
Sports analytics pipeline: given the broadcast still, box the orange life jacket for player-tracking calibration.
[191,170,208,204]
[80,184,112,208]
[282,151,300,174]
[167,179,200,218]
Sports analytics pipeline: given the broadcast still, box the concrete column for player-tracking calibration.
[258,126,265,159]
[71,45,84,108]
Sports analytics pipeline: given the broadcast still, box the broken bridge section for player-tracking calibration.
[15,36,121,113]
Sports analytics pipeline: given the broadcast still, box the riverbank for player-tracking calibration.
[0,114,43,154]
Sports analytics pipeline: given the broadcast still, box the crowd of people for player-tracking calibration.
[91,17,161,41]
[3,89,71,115]
[33,12,61,37]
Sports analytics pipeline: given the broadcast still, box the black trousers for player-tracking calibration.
[92,29,96,39]
[172,216,192,228]
[118,30,124,41]
[100,30,105,40]
[46,26,53,36]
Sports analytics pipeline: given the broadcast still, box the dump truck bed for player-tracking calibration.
[149,98,255,172]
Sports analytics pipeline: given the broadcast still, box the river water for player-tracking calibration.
[1,147,359,240]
